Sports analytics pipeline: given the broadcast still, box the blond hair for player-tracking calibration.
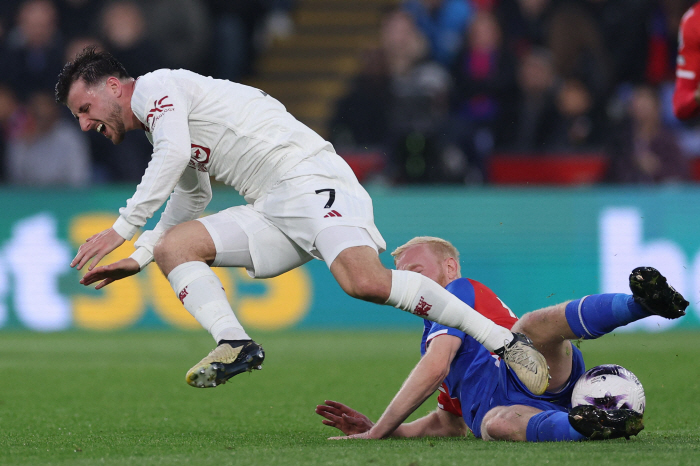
[391,236,461,275]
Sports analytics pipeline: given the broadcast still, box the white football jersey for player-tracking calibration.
[111,69,333,264]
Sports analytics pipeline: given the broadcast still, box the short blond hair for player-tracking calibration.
[391,236,461,275]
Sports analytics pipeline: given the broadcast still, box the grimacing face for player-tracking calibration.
[394,243,450,287]
[66,77,127,144]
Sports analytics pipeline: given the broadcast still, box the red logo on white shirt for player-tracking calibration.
[189,144,211,172]
[146,96,174,129]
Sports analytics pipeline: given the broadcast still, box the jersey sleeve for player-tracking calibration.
[437,382,463,417]
[112,74,195,241]
[674,6,700,120]
[467,279,518,330]
[424,278,475,345]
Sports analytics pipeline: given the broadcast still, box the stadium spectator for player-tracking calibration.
[382,9,453,183]
[0,0,65,100]
[577,0,656,85]
[496,0,554,56]
[56,0,101,41]
[607,84,689,184]
[447,9,518,177]
[545,77,603,151]
[331,9,453,184]
[547,1,611,103]
[202,0,295,81]
[507,47,560,151]
[402,0,474,67]
[99,1,165,79]
[56,47,549,395]
[6,90,90,187]
[140,0,210,73]
[0,83,27,182]
[329,47,391,152]
[317,236,688,441]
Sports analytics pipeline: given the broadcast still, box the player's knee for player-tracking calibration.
[513,311,539,337]
[514,303,567,343]
[481,407,525,442]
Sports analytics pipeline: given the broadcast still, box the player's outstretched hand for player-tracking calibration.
[80,258,140,289]
[316,400,374,436]
[71,228,126,271]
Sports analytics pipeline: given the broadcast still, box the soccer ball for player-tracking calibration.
[571,364,646,414]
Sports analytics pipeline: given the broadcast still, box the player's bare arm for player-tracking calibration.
[70,227,126,271]
[325,334,462,439]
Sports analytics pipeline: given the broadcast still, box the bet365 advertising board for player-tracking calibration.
[0,186,698,332]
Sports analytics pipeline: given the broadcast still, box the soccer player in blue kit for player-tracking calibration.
[316,237,689,441]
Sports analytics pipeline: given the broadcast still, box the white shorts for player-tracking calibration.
[197,150,386,278]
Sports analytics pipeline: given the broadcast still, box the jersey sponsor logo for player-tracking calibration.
[413,296,433,316]
[146,96,175,130]
[178,286,188,304]
[323,210,342,218]
[189,144,211,172]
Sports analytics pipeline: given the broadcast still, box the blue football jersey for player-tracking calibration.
[420,278,518,421]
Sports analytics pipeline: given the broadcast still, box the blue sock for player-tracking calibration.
[565,293,650,340]
[526,410,586,442]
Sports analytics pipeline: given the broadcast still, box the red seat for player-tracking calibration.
[339,151,386,183]
[489,153,609,185]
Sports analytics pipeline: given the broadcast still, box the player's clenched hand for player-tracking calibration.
[316,400,373,436]
[71,228,126,271]
[79,258,140,289]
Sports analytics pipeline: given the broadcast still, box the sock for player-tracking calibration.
[526,411,587,442]
[565,293,649,340]
[168,262,250,342]
[386,270,513,352]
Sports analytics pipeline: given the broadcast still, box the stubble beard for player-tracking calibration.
[108,101,126,144]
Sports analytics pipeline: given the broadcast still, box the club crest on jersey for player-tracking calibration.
[146,95,174,130]
[413,296,432,316]
[189,144,211,172]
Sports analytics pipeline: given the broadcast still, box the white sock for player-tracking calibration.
[386,270,513,352]
[167,261,250,342]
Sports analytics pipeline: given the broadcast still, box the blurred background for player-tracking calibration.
[0,0,699,334]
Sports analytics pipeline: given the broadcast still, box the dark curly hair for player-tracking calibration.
[55,46,131,105]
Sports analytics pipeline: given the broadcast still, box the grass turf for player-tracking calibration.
[0,331,698,465]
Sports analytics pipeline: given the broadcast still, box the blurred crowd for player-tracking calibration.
[0,0,697,187]
[330,0,697,184]
[0,0,293,186]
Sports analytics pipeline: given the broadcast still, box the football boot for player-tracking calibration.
[186,340,265,388]
[495,332,550,395]
[629,267,688,319]
[569,405,644,440]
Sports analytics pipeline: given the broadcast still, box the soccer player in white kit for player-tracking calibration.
[56,47,549,394]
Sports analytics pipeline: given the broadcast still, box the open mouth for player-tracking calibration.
[96,123,105,134]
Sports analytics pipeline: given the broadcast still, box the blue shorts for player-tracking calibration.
[462,345,585,438]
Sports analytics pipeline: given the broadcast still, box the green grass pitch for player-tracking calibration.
[0,330,698,465]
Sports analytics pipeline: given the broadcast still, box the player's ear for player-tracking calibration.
[445,257,459,281]
[106,77,122,97]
